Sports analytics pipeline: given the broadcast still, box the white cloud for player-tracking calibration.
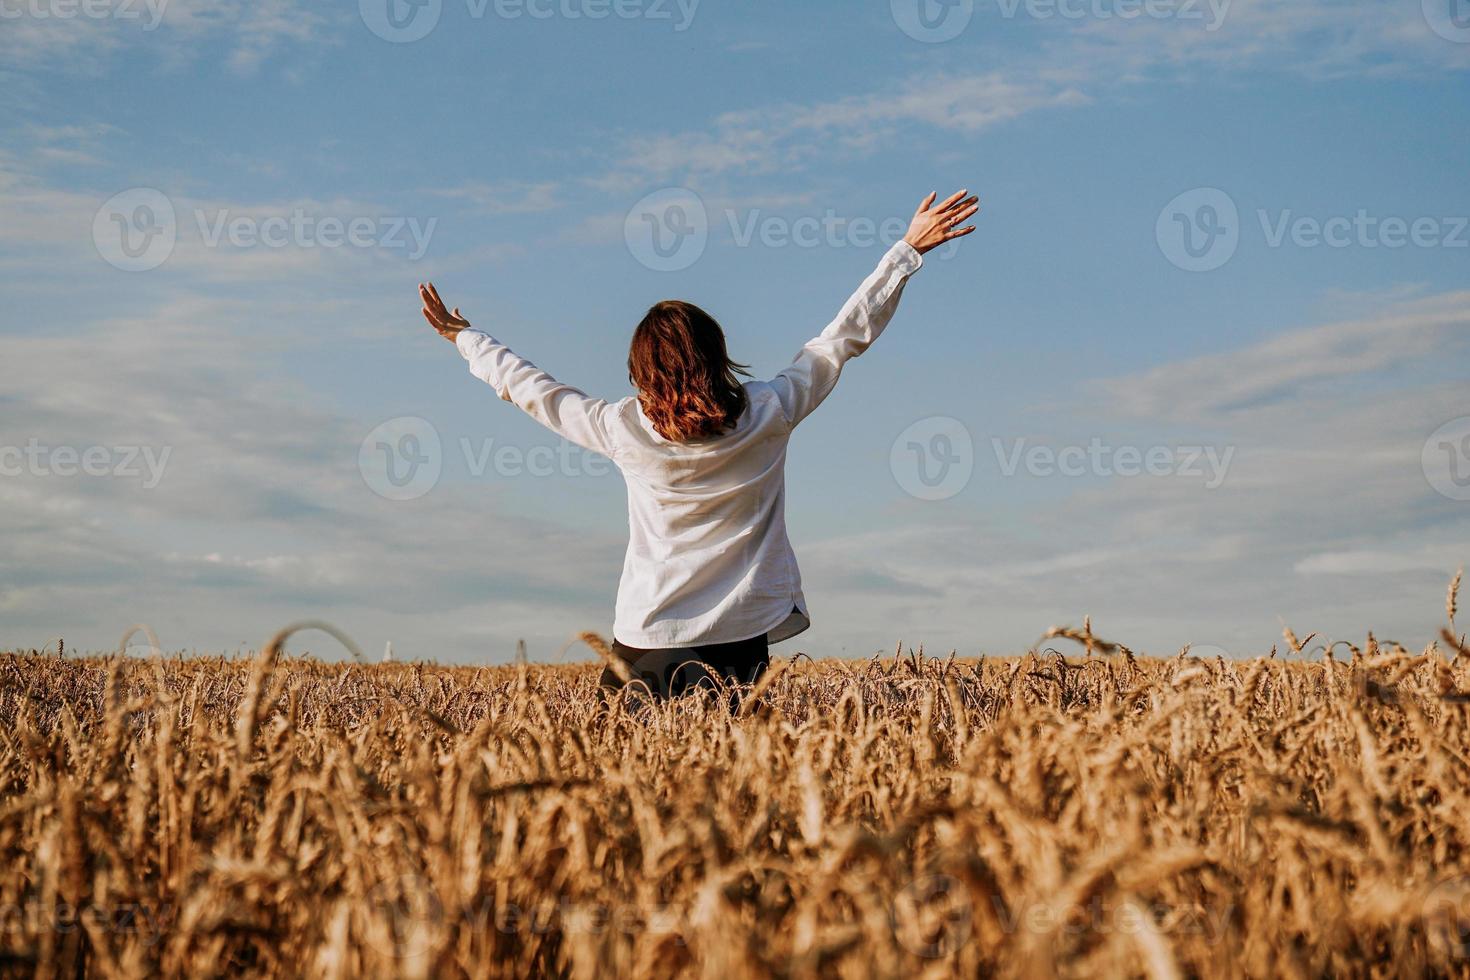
[587,0,1467,189]
[1295,547,1468,575]
[0,296,626,658]
[1098,291,1470,421]
[596,71,1090,187]
[426,181,564,215]
[1059,0,1470,79]
[788,289,1470,658]
[0,0,330,74]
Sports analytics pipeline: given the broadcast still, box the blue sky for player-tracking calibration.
[2,0,1468,662]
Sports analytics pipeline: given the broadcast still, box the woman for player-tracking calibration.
[420,189,979,700]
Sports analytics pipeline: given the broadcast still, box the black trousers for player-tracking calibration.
[599,633,769,702]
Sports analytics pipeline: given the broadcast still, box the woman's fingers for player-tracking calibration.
[940,195,979,219]
[949,203,980,226]
[421,282,447,315]
[419,284,441,318]
[916,191,938,215]
[933,189,968,214]
[423,308,456,338]
[945,225,976,241]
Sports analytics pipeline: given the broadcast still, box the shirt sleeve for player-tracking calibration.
[455,329,621,458]
[770,239,923,428]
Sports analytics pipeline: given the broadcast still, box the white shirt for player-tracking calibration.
[456,239,924,648]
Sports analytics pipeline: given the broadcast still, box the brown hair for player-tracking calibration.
[628,300,749,442]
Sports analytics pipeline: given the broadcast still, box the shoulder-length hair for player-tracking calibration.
[628,300,749,442]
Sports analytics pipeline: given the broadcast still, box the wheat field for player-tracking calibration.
[3,593,1470,978]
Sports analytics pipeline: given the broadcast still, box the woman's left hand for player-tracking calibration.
[420,282,471,342]
[903,190,980,255]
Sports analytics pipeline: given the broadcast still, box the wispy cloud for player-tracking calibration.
[0,0,330,74]
[1,297,625,657]
[795,288,1469,656]
[1058,0,1470,79]
[1098,291,1470,420]
[588,0,1467,190]
[426,180,563,214]
[595,71,1090,188]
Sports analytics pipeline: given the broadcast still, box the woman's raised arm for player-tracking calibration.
[421,283,622,458]
[770,189,979,427]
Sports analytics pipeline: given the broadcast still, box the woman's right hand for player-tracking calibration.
[903,189,980,255]
[420,282,472,342]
